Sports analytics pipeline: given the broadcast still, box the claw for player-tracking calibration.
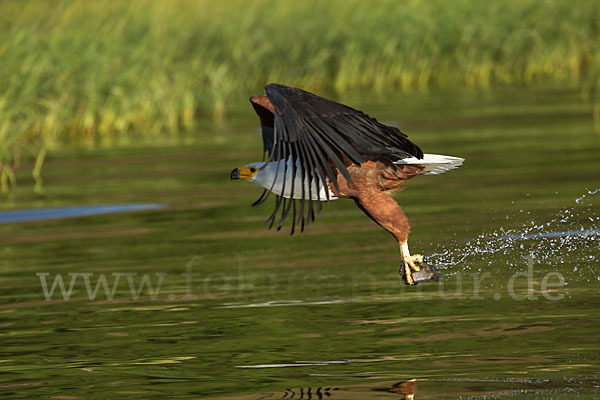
[405,254,423,271]
[400,255,440,286]
[403,263,414,285]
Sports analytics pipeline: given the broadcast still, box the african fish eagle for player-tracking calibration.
[230,83,463,285]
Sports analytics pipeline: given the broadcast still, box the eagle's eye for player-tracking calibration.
[250,167,257,173]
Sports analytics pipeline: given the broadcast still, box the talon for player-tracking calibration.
[403,263,414,285]
[404,254,424,272]
[400,255,440,285]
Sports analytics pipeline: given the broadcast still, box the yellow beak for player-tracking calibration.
[230,166,256,180]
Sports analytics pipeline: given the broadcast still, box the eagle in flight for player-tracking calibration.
[230,84,463,285]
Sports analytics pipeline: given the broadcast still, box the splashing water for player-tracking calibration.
[575,188,600,204]
[428,188,600,285]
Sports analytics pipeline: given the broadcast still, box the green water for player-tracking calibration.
[1,87,599,399]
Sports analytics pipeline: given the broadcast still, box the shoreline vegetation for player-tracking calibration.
[1,0,599,193]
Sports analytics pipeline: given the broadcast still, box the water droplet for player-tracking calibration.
[428,188,598,285]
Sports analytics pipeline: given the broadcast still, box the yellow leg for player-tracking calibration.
[400,242,422,271]
[401,241,434,285]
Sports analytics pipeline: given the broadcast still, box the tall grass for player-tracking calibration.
[0,0,599,193]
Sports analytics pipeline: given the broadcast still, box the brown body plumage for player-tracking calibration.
[331,161,420,245]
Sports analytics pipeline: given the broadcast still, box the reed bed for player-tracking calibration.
[0,0,599,192]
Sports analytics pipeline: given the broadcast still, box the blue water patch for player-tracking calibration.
[0,203,166,224]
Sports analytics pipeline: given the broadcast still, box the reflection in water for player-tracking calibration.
[264,382,415,399]
[275,386,340,399]
[229,377,599,400]
[429,188,600,283]
[376,379,417,399]
[0,203,166,224]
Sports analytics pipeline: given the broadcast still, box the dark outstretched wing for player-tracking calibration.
[250,94,276,160]
[249,83,423,234]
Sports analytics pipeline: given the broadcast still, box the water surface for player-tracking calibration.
[1,87,599,399]
[0,203,165,224]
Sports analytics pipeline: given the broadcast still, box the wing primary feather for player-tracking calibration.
[266,140,292,227]
[300,136,326,202]
[302,133,336,200]
[265,183,285,227]
[250,97,276,160]
[265,117,291,226]
[315,117,364,164]
[276,197,287,231]
[275,142,291,222]
[255,117,286,208]
[303,118,352,185]
[264,143,285,226]
[277,143,297,231]
[296,135,320,223]
[309,128,350,186]
[267,201,277,229]
[293,140,308,229]
[297,143,311,230]
[278,191,294,230]
[300,205,306,232]
[290,199,297,235]
[252,189,269,207]
[253,147,282,207]
[267,119,282,163]
[266,183,284,228]
[308,115,362,157]
[296,138,317,225]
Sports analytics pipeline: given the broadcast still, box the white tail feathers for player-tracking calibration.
[394,153,464,175]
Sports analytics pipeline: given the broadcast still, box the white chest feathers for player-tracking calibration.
[245,160,338,201]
